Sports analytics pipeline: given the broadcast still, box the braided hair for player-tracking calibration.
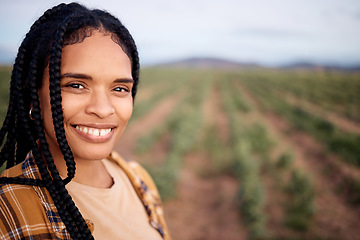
[0,3,139,239]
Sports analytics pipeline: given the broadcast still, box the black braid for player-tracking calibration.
[0,49,24,166]
[26,47,89,239]
[48,15,76,184]
[0,3,68,167]
[0,3,140,239]
[0,4,93,239]
[47,15,94,239]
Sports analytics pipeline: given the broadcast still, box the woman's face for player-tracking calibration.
[39,31,133,163]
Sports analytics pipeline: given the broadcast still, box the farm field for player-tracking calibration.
[1,65,360,239]
[116,67,360,240]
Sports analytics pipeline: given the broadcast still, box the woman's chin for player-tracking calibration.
[73,148,113,162]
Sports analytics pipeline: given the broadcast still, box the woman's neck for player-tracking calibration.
[55,157,114,188]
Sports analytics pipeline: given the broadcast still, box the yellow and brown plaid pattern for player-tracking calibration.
[0,152,171,240]
[0,152,71,239]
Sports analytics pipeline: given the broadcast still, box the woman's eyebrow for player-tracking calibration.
[114,78,134,83]
[60,73,133,83]
[61,73,92,80]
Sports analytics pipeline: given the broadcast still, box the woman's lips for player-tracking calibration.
[72,124,115,142]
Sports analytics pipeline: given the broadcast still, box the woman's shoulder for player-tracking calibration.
[0,166,52,239]
[0,161,34,197]
[0,161,66,239]
[0,160,44,209]
[0,181,60,239]
[0,161,24,178]
[106,151,172,240]
[0,156,47,216]
[106,151,159,197]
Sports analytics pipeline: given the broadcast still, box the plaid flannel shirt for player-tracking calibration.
[0,151,171,240]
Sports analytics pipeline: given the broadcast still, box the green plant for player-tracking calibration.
[202,126,232,175]
[285,169,315,231]
[276,151,294,169]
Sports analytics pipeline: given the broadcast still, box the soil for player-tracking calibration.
[114,78,360,240]
[163,153,247,240]
[239,82,360,239]
[277,89,360,135]
[115,92,181,160]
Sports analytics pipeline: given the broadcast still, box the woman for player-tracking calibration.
[0,3,171,240]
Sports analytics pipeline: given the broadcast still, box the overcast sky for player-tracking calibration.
[1,0,360,66]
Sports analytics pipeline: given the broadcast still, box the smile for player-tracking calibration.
[75,125,113,137]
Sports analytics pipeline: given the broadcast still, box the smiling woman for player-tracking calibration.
[0,2,171,240]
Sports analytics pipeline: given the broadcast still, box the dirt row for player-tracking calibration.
[275,89,360,135]
[115,91,181,160]
[115,76,360,239]
[163,85,249,240]
[237,81,360,239]
[116,84,248,240]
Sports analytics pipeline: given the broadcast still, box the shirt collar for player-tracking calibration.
[21,151,42,181]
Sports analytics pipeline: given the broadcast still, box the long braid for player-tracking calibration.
[0,49,45,186]
[50,15,94,239]
[27,47,91,239]
[0,4,92,238]
[0,48,25,167]
[26,31,92,239]
[49,16,76,184]
[0,3,140,239]
[0,74,16,147]
[0,3,68,168]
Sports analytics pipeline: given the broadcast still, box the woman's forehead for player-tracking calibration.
[60,31,132,79]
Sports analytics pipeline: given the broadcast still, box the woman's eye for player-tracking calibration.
[67,83,85,89]
[114,87,129,92]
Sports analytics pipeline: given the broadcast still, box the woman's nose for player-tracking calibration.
[85,90,115,118]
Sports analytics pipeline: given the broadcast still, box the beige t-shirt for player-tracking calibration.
[65,159,162,240]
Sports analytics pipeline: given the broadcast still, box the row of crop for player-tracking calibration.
[240,75,360,206]
[131,68,197,121]
[240,75,360,168]
[134,69,216,156]
[134,68,318,237]
[220,75,316,237]
[270,149,316,233]
[232,69,360,122]
[218,77,267,238]
[199,73,252,176]
[136,70,214,200]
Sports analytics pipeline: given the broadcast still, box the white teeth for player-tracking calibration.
[93,129,99,136]
[76,126,112,137]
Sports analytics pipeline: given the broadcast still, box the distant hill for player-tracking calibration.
[280,62,360,71]
[155,57,259,69]
[154,57,360,71]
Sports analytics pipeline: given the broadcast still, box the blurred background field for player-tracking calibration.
[1,61,360,239]
[112,61,360,240]
[1,0,360,239]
